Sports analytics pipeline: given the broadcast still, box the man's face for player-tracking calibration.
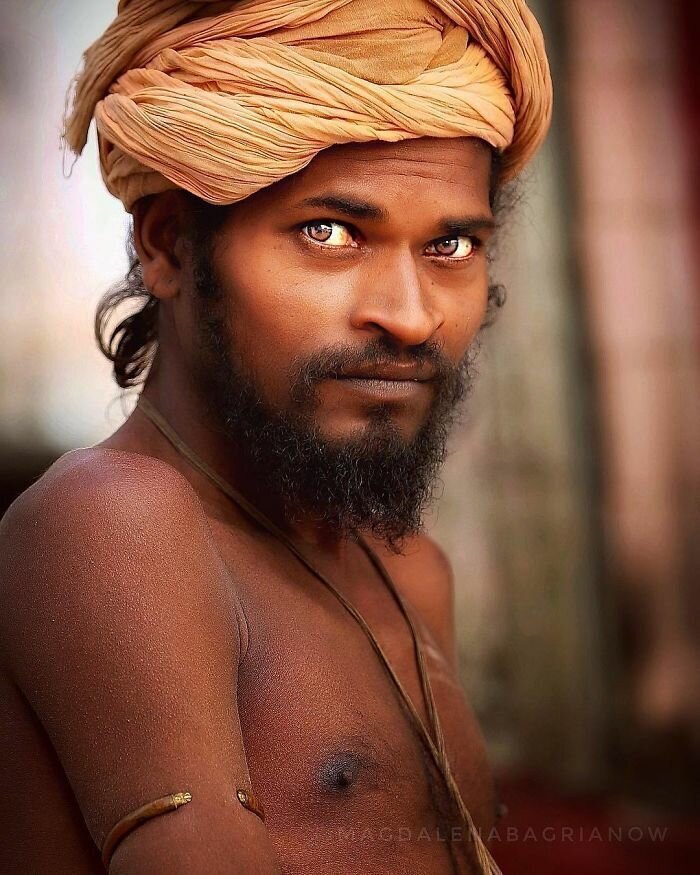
[181,136,495,544]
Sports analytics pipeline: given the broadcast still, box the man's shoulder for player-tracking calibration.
[5,446,200,521]
[373,530,454,593]
[0,447,237,672]
[370,531,458,668]
[1,446,208,559]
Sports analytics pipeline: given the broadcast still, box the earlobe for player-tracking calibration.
[132,192,187,301]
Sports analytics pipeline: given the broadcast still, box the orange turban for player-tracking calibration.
[64,0,552,212]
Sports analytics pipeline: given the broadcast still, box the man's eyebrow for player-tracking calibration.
[439,216,496,236]
[292,194,496,236]
[293,195,388,221]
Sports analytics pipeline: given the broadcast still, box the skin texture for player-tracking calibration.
[0,137,497,873]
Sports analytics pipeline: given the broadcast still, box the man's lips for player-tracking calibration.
[323,364,436,403]
[333,363,436,382]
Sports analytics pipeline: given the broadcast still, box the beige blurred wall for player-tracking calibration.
[1,0,131,451]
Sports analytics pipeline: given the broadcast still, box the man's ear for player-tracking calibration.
[132,191,189,301]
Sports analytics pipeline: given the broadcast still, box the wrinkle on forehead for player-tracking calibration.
[287,136,492,192]
[320,136,490,167]
[336,165,485,187]
[329,154,477,167]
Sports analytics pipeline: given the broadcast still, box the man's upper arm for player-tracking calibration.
[0,451,280,874]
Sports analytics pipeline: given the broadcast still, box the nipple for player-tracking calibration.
[318,752,363,792]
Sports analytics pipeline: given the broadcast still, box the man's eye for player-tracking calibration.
[301,221,356,247]
[427,237,477,259]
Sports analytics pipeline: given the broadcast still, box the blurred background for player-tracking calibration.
[1,1,698,872]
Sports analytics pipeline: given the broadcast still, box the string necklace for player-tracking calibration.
[136,395,501,875]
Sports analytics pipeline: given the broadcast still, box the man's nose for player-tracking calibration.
[349,251,444,347]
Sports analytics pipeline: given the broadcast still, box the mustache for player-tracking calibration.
[289,337,455,403]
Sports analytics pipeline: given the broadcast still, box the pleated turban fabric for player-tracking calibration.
[64,0,553,212]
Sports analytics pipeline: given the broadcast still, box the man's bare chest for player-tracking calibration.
[210,526,496,873]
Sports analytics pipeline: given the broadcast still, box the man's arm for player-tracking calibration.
[0,450,281,874]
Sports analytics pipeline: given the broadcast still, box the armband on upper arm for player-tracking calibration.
[101,787,266,868]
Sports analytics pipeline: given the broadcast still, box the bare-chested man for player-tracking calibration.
[0,2,551,873]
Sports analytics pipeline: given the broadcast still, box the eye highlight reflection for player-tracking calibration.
[302,221,356,247]
[426,236,477,259]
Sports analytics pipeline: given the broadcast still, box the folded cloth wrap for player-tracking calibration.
[64,0,552,211]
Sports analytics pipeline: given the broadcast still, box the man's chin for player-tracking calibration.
[309,409,420,449]
[263,424,441,546]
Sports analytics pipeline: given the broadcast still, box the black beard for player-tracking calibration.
[190,252,479,552]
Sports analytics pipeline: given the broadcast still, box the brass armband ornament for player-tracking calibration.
[101,787,266,868]
[101,791,192,868]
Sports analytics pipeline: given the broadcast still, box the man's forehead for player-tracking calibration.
[279,136,493,204]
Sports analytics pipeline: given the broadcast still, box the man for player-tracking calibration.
[0,1,551,873]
